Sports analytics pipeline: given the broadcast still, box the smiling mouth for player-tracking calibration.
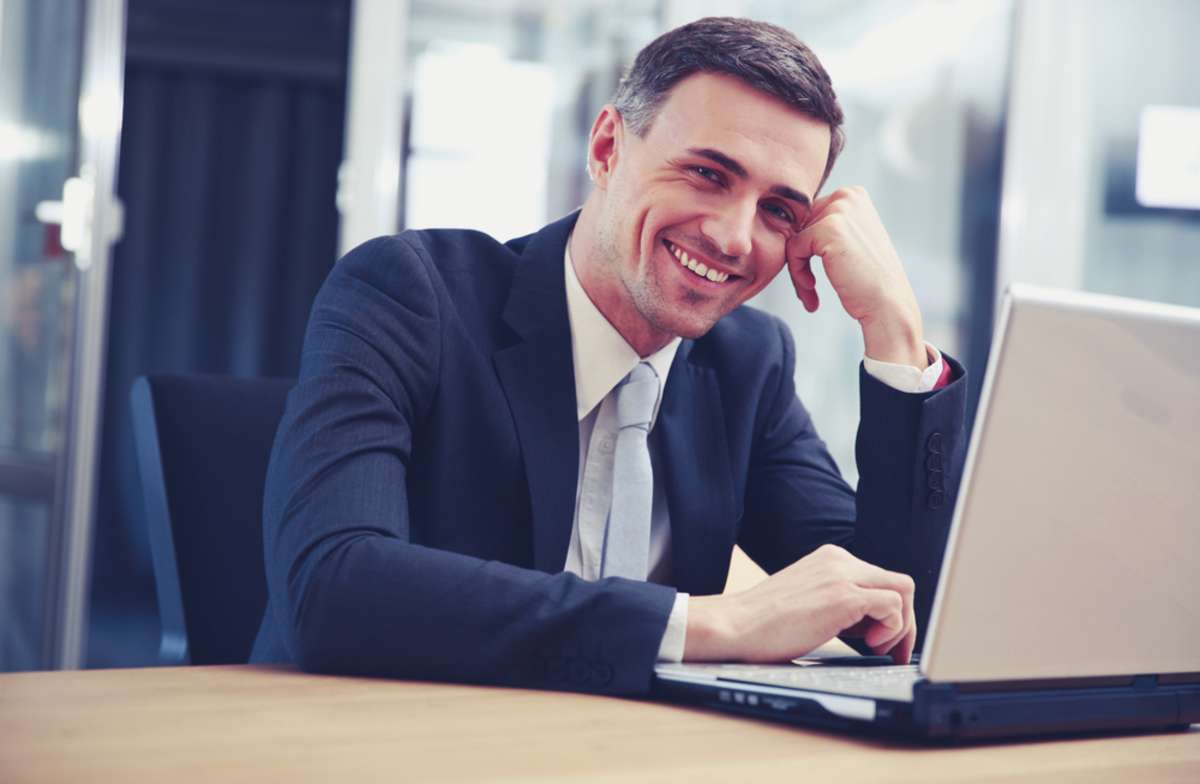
[663,240,736,284]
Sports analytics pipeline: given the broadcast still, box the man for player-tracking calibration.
[250,17,967,695]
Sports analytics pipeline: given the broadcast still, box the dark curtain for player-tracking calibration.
[88,0,350,667]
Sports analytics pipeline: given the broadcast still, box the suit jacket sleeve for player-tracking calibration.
[736,317,968,648]
[260,235,676,694]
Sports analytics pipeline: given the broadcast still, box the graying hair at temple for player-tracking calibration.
[612,16,846,186]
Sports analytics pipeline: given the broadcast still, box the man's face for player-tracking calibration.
[590,72,831,347]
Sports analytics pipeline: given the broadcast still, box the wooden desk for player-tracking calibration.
[1,665,1197,783]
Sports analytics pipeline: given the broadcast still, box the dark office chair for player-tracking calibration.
[131,374,294,665]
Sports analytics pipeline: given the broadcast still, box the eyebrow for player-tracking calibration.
[686,147,812,208]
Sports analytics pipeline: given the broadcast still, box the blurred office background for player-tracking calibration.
[0,0,1196,672]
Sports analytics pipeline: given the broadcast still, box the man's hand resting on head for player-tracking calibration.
[683,544,917,664]
[787,186,928,370]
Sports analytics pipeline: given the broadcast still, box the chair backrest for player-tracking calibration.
[131,374,293,665]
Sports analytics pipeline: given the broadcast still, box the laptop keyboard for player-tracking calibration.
[661,662,922,702]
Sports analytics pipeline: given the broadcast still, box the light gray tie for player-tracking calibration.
[601,362,659,580]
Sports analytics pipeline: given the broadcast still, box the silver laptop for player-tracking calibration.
[654,284,1200,740]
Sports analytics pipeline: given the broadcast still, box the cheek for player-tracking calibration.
[644,178,714,215]
[752,234,789,279]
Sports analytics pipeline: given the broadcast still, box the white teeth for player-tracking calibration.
[667,242,730,283]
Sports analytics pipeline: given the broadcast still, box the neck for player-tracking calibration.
[570,200,673,358]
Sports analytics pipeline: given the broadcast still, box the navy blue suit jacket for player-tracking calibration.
[250,211,967,694]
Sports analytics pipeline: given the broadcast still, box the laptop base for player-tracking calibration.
[654,671,1200,743]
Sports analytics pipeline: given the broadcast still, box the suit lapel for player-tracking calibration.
[491,212,739,582]
[493,213,581,573]
[657,345,738,596]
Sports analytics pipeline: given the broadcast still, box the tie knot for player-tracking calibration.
[616,362,659,430]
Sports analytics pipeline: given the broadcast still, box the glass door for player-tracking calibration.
[0,0,125,671]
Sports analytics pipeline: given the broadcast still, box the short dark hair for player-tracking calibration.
[613,16,845,185]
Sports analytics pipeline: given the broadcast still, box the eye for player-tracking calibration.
[690,166,724,185]
[761,201,795,224]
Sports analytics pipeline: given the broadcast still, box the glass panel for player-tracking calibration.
[0,0,84,457]
[1078,1,1200,308]
[0,0,85,671]
[736,0,1014,481]
[0,495,51,671]
[402,0,663,235]
[406,42,555,239]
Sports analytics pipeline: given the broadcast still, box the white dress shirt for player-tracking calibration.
[561,238,945,662]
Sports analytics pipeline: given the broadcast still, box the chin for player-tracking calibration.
[631,279,727,342]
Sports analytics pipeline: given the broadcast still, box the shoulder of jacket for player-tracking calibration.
[698,305,789,361]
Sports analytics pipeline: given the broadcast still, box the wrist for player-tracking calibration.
[683,595,740,662]
[860,305,926,369]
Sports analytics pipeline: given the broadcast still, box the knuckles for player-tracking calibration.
[813,542,850,561]
[823,586,866,629]
[823,212,847,234]
[837,185,869,201]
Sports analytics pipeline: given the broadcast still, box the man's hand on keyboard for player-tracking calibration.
[683,544,916,664]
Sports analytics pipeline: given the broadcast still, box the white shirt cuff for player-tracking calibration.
[656,592,689,663]
[862,342,945,394]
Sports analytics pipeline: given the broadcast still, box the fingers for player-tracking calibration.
[728,543,920,665]
[785,185,908,327]
[870,602,915,663]
[891,620,917,665]
[839,611,911,659]
[788,256,820,313]
[803,189,841,227]
[867,601,917,664]
[815,545,917,663]
[855,587,905,650]
[785,195,839,314]
[852,559,915,594]
[860,565,917,662]
[785,191,831,272]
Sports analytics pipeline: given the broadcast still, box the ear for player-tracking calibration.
[586,105,624,190]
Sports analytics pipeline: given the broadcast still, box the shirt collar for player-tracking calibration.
[564,234,681,422]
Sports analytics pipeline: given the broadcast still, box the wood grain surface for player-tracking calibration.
[1,665,1197,783]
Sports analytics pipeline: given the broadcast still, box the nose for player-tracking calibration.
[700,200,755,259]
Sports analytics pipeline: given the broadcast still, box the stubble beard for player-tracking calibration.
[597,216,719,343]
[629,266,718,342]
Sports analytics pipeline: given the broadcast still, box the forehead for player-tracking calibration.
[645,72,831,196]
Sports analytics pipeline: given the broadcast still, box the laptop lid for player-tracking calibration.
[921,285,1200,683]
